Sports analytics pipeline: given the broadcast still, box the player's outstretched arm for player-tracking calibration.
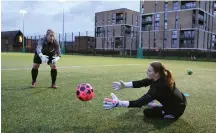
[103,93,129,110]
[112,78,153,91]
[128,93,153,108]
[103,93,154,110]
[132,78,153,88]
[112,80,133,91]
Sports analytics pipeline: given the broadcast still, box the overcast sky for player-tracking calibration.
[1,0,139,39]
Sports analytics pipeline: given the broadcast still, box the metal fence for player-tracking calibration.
[22,30,216,61]
[1,30,215,61]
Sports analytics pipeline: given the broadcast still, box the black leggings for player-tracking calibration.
[143,107,164,118]
[143,104,186,119]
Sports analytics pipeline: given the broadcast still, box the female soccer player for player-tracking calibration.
[104,61,187,119]
[31,29,61,88]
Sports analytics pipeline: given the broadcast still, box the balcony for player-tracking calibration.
[96,31,102,34]
[116,16,123,21]
[142,20,152,25]
[125,29,131,34]
[96,28,103,33]
[142,15,152,21]
[180,35,194,40]
[142,25,152,31]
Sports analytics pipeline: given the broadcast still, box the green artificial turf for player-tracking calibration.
[1,53,216,133]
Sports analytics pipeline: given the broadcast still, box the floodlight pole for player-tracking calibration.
[19,10,27,53]
[62,8,65,55]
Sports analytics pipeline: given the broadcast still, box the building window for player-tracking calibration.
[181,1,196,9]
[171,39,178,48]
[173,1,179,10]
[172,30,178,38]
[107,14,111,24]
[154,14,160,30]
[112,13,115,19]
[182,40,194,48]
[136,16,138,26]
[5,39,8,44]
[111,42,114,48]
[144,24,152,31]
[183,30,195,38]
[164,39,167,48]
[18,35,22,43]
[213,34,216,40]
[107,27,111,37]
[115,37,123,48]
[165,2,168,11]
[155,14,160,21]
[121,25,124,36]
[141,4,144,13]
[145,16,152,22]
[165,22,167,29]
[155,22,160,30]
[131,26,134,37]
[165,13,168,21]
[164,31,167,38]
[112,20,115,24]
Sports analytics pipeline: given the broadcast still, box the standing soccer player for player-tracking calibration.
[31,29,61,88]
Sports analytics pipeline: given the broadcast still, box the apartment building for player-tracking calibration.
[72,36,95,51]
[95,8,140,51]
[141,1,216,50]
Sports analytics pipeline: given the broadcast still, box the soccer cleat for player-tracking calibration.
[51,83,57,89]
[31,82,36,88]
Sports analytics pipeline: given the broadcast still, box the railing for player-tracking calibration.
[2,30,216,60]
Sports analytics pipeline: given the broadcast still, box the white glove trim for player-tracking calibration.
[118,101,129,107]
[122,81,133,88]
[39,53,43,57]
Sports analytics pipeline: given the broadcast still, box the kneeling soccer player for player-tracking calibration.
[31,29,61,88]
[104,61,187,119]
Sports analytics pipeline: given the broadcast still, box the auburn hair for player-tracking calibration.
[46,29,54,36]
[150,61,175,89]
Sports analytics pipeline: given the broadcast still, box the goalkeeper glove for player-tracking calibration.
[103,93,129,110]
[39,53,49,64]
[51,56,61,64]
[112,80,133,91]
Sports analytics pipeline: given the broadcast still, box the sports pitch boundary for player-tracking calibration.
[1,64,216,72]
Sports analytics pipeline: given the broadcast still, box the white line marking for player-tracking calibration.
[1,64,216,72]
[1,64,144,71]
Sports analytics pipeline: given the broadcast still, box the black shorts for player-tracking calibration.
[33,53,55,65]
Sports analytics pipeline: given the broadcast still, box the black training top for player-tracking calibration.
[35,37,61,57]
[131,78,186,114]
